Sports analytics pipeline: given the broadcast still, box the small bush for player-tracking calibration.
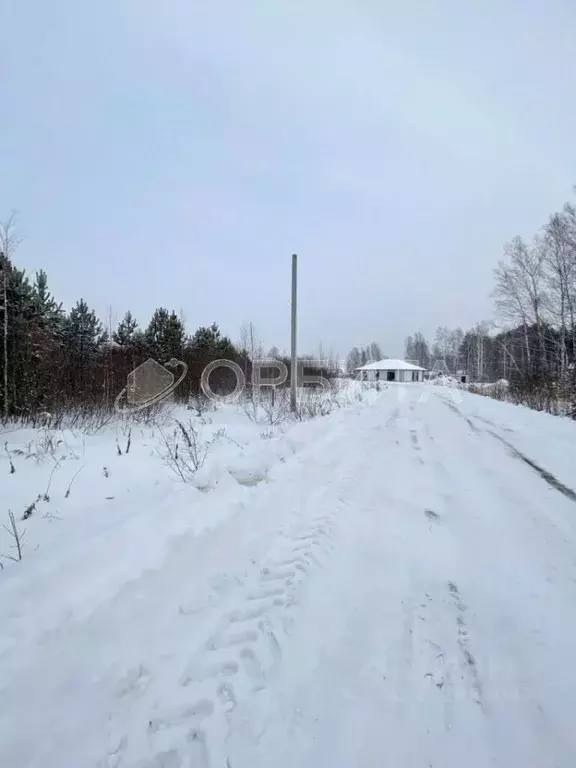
[157,419,220,482]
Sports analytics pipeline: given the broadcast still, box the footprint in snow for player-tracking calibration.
[218,681,237,712]
[187,729,210,768]
[240,648,265,687]
[141,749,182,768]
[181,659,239,686]
[115,664,151,698]
[148,700,214,734]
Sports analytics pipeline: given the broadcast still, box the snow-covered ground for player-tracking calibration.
[2,383,576,767]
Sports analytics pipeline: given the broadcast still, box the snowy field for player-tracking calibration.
[2,383,576,767]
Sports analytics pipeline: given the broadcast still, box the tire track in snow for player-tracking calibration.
[199,509,338,764]
[439,395,576,503]
[409,427,425,465]
[386,407,400,428]
[106,490,344,767]
[471,414,515,433]
[382,579,490,764]
[100,413,399,767]
[438,396,481,434]
[447,581,484,709]
[395,581,488,726]
[486,430,576,504]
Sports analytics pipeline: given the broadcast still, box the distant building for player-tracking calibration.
[355,358,426,383]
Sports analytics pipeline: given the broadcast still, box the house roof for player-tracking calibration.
[355,358,427,372]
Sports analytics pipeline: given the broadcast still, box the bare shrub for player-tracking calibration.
[21,498,39,521]
[157,419,220,483]
[123,400,169,426]
[36,428,63,457]
[260,388,289,425]
[296,388,338,420]
[8,427,66,465]
[56,405,115,434]
[2,404,118,434]
[508,376,572,415]
[114,429,132,455]
[3,400,172,441]
[64,464,86,498]
[242,388,288,425]
[241,388,259,423]
[1,511,26,563]
[468,375,573,416]
[40,461,60,504]
[188,393,212,419]
[297,395,329,420]
[4,443,15,474]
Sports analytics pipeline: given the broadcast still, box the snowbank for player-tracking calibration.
[0,384,385,657]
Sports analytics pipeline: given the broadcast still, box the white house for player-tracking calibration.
[356,358,426,383]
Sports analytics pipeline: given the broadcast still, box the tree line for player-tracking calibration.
[401,193,576,413]
[341,191,576,415]
[402,321,574,414]
[345,342,383,373]
[5,188,576,419]
[0,215,338,421]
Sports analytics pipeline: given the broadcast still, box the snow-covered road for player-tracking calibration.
[2,386,576,767]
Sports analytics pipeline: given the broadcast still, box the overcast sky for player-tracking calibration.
[2,0,576,359]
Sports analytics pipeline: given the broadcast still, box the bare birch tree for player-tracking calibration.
[543,207,576,377]
[494,236,548,372]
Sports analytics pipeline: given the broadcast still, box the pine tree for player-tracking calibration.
[0,221,67,415]
[25,271,64,409]
[32,270,62,328]
[145,307,185,360]
[189,322,237,359]
[58,299,105,403]
[113,310,139,346]
[0,250,8,416]
[1,214,21,417]
[62,299,104,358]
[1,262,36,413]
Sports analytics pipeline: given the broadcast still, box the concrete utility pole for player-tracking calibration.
[290,253,298,413]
